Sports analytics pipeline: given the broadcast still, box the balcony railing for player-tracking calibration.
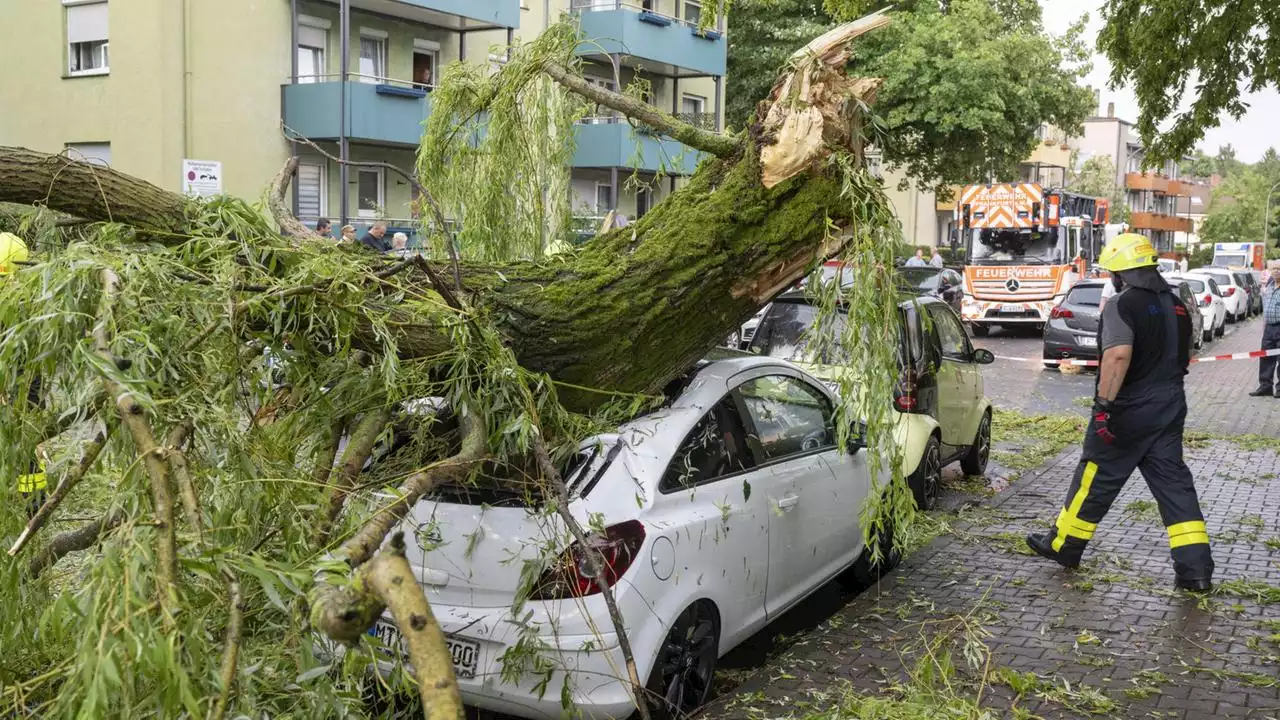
[572,0,727,77]
[1129,212,1193,233]
[570,0,723,33]
[579,111,720,132]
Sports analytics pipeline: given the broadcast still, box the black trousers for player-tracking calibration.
[1050,384,1214,581]
[1260,322,1280,389]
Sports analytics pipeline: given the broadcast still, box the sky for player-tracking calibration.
[1039,0,1280,163]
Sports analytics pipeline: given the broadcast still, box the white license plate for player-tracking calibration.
[1078,335,1097,348]
[369,620,480,680]
[1001,304,1025,313]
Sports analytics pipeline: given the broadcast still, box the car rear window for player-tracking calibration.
[750,300,912,367]
[1181,278,1205,293]
[1067,285,1103,306]
[1204,272,1231,286]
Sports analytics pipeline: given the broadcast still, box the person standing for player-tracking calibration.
[1026,233,1214,592]
[1178,252,1189,274]
[1251,260,1280,397]
[339,225,357,243]
[316,218,332,238]
[929,247,945,268]
[360,222,389,252]
[390,232,412,259]
[905,248,928,267]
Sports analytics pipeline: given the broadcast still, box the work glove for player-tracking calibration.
[1091,397,1116,445]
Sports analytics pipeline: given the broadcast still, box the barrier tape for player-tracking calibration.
[997,347,1280,368]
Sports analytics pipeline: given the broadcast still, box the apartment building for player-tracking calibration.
[1073,103,1193,253]
[0,0,726,241]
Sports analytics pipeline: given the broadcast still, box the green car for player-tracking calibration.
[747,290,995,509]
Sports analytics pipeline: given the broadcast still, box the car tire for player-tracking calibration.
[644,602,720,720]
[1203,326,1213,344]
[1215,321,1225,338]
[971,324,990,337]
[842,516,900,590]
[908,435,942,511]
[960,411,991,476]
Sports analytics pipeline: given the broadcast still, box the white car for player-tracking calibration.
[1188,269,1248,323]
[1168,274,1226,343]
[376,357,892,719]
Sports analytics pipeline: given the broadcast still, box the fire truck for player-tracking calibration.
[956,183,1108,335]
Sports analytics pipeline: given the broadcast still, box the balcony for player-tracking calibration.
[572,121,706,175]
[573,1,727,77]
[1129,212,1193,233]
[1124,172,1191,196]
[310,0,519,30]
[282,81,431,147]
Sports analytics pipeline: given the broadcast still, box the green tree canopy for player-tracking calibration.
[1068,154,1131,224]
[728,0,1095,192]
[1097,0,1280,166]
[1198,167,1280,248]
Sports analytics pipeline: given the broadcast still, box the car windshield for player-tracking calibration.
[750,301,850,364]
[969,229,1060,264]
[896,268,941,292]
[1214,253,1248,267]
[1067,285,1103,306]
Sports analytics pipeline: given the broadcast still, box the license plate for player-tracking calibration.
[1079,335,1097,348]
[369,620,480,680]
[1001,304,1025,313]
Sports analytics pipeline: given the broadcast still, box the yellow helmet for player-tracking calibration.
[0,232,29,274]
[1098,232,1158,273]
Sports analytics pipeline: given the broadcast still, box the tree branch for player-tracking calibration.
[268,157,322,241]
[542,61,742,159]
[314,408,392,549]
[211,572,244,720]
[93,268,179,616]
[165,422,205,546]
[27,508,126,578]
[365,533,465,720]
[8,429,110,557]
[532,435,652,720]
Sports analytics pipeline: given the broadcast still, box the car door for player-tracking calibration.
[1206,278,1226,327]
[658,393,774,644]
[734,372,864,617]
[926,303,979,454]
[941,270,965,313]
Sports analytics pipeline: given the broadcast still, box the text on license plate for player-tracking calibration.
[1078,335,1097,348]
[1001,304,1025,313]
[369,621,480,679]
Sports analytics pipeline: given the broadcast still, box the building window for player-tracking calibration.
[296,17,328,84]
[356,168,384,218]
[595,183,613,213]
[296,160,327,223]
[413,39,440,88]
[66,1,109,76]
[683,0,702,24]
[636,187,652,218]
[358,31,387,84]
[65,142,111,166]
[585,75,618,123]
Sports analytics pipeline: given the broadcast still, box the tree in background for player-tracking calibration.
[1198,168,1280,248]
[1097,0,1280,165]
[728,0,1095,192]
[1068,155,1131,224]
[1180,151,1215,180]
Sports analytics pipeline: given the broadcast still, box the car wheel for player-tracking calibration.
[1202,327,1213,344]
[1216,321,1225,337]
[960,411,991,476]
[645,602,719,720]
[841,518,900,589]
[971,324,989,337]
[908,435,942,510]
[1194,327,1204,350]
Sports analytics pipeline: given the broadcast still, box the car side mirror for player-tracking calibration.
[848,421,868,454]
[971,348,995,365]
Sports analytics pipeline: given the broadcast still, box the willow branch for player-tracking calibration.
[532,435,651,720]
[8,429,110,557]
[542,61,741,159]
[27,508,126,578]
[311,416,347,491]
[366,533,465,720]
[268,157,323,241]
[211,572,244,720]
[93,268,179,616]
[165,422,205,546]
[314,408,392,548]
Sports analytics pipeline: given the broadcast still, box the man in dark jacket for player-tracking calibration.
[360,222,389,252]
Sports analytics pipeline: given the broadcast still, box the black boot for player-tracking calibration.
[1175,576,1212,593]
[1249,385,1274,397]
[1026,532,1081,569]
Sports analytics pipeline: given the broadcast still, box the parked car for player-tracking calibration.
[1042,280,1106,367]
[895,266,965,314]
[748,291,994,510]
[373,357,895,720]
[1235,270,1263,316]
[1190,269,1248,323]
[1166,278,1206,350]
[729,304,770,349]
[1168,274,1226,343]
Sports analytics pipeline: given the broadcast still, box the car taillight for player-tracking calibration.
[1201,294,1211,307]
[1224,287,1236,297]
[893,368,919,412]
[532,520,646,600]
[1049,306,1074,320]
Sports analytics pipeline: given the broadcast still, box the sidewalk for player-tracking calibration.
[1186,316,1280,436]
[701,443,1280,719]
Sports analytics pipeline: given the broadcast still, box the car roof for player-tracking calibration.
[773,287,947,309]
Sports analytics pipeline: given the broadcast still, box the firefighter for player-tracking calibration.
[1026,233,1214,592]
[0,232,46,518]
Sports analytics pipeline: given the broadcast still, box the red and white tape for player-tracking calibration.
[1010,347,1280,368]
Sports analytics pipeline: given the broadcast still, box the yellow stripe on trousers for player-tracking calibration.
[1052,461,1098,552]
[1167,520,1210,548]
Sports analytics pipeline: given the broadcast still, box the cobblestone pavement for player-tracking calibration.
[976,315,1280,436]
[702,440,1280,719]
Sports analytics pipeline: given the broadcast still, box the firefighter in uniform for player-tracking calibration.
[0,232,47,517]
[1026,233,1214,592]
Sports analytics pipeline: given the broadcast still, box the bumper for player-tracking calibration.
[963,298,1057,325]
[1042,323,1099,360]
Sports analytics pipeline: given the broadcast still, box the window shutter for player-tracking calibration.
[67,2,108,44]
[298,25,326,50]
[297,162,324,222]
[66,142,111,166]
